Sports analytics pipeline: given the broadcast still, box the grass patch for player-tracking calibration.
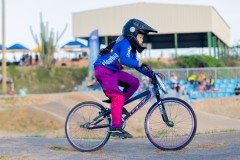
[1,66,88,94]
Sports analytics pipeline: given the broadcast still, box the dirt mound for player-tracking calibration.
[191,97,240,119]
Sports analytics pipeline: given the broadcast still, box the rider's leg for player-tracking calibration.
[118,71,140,101]
[94,66,124,128]
[105,89,124,128]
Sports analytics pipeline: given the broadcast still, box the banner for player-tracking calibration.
[88,29,100,74]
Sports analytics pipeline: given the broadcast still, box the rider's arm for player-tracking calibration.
[135,67,154,78]
[118,40,153,78]
[118,40,139,68]
[132,54,154,78]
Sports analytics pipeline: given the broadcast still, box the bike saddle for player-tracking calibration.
[102,99,111,103]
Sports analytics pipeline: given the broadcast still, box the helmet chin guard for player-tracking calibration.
[122,18,157,53]
[127,35,146,53]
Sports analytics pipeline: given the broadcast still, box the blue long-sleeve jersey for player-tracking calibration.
[94,39,153,78]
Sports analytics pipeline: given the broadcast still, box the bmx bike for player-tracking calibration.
[65,71,197,152]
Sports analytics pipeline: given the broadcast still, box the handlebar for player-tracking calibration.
[140,64,168,94]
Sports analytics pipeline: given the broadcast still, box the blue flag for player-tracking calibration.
[88,29,100,73]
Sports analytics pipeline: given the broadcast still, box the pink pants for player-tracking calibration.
[94,66,140,128]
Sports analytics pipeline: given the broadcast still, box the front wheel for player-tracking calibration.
[65,101,111,152]
[145,97,197,150]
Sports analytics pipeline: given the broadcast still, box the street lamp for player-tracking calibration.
[1,0,7,94]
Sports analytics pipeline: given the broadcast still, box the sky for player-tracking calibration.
[0,0,240,49]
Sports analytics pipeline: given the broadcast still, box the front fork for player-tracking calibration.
[153,86,174,127]
[158,101,174,127]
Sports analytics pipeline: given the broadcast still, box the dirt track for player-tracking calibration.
[0,131,240,160]
[1,92,240,159]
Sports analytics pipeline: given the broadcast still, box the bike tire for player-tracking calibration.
[65,101,111,152]
[145,97,197,150]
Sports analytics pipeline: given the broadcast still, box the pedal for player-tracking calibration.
[118,135,127,139]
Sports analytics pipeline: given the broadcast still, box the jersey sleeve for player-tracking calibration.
[132,51,153,78]
[135,66,154,78]
[119,41,139,68]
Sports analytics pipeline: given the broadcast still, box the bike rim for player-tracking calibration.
[66,104,110,151]
[147,100,195,149]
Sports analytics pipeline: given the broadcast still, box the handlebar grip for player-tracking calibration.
[140,63,152,72]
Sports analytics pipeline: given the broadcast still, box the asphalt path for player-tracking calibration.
[0,131,240,160]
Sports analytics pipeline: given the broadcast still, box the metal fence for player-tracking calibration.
[127,67,240,81]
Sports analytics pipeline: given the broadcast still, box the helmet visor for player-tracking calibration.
[133,19,158,34]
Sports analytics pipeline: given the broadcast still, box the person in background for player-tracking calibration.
[170,72,178,89]
[29,55,32,65]
[175,82,180,97]
[209,75,215,88]
[198,81,206,93]
[19,86,27,96]
[187,73,197,85]
[198,71,206,85]
[8,83,15,96]
[205,80,213,92]
[140,75,150,92]
[234,84,240,95]
[35,54,39,65]
[87,75,101,91]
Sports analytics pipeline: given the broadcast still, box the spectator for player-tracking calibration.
[205,81,213,92]
[35,54,39,65]
[21,54,26,65]
[175,82,180,97]
[19,86,27,96]
[145,78,153,90]
[234,84,240,95]
[140,75,150,92]
[87,75,101,91]
[29,55,32,65]
[187,73,197,85]
[198,81,206,93]
[170,72,178,89]
[198,71,206,85]
[8,83,15,96]
[209,75,215,88]
[13,55,17,62]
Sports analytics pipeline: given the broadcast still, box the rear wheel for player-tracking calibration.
[65,101,111,152]
[145,97,197,150]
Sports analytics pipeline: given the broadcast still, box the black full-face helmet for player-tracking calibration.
[122,18,157,53]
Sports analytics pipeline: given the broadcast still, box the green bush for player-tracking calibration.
[140,60,174,69]
[175,55,225,68]
[3,66,88,94]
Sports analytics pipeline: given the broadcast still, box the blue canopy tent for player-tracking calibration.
[6,43,30,65]
[60,40,88,59]
[7,43,30,52]
[61,40,88,50]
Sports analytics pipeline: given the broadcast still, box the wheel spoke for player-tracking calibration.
[145,98,196,150]
[65,102,110,152]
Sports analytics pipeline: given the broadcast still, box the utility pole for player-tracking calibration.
[2,0,7,94]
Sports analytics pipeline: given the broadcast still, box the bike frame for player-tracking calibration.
[86,89,155,130]
[123,85,170,125]
[122,89,155,121]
